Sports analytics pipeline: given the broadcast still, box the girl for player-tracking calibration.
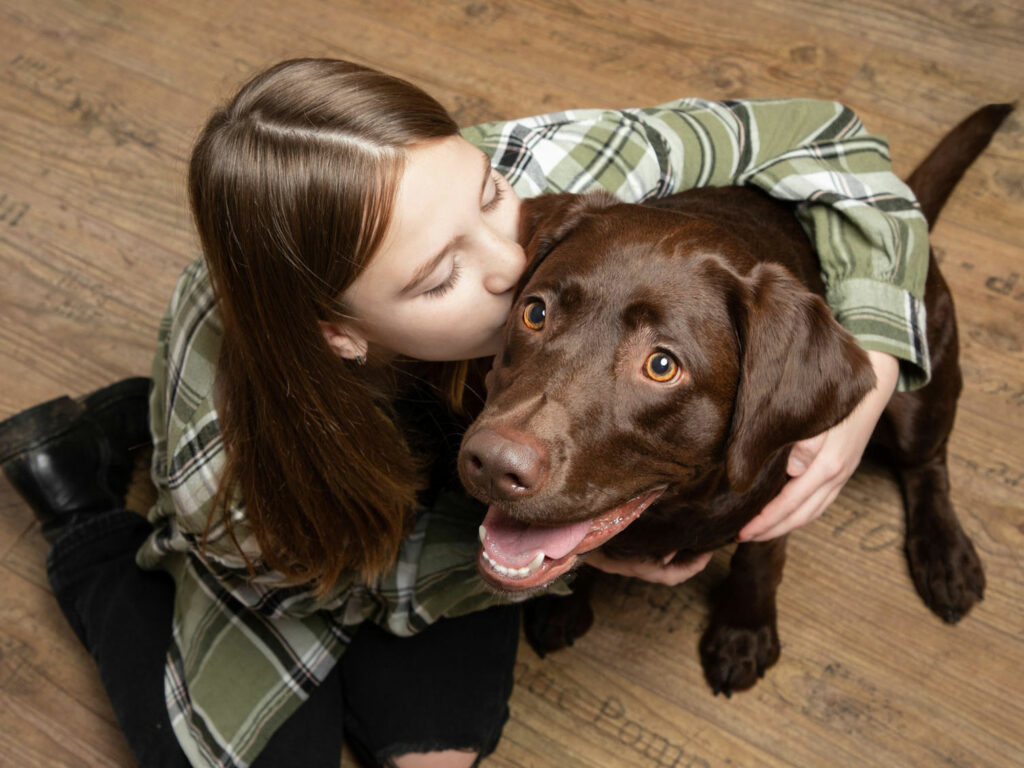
[1,58,927,767]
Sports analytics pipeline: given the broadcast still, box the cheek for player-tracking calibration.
[670,393,729,452]
[360,275,513,357]
[501,197,523,244]
[632,390,732,462]
[353,301,446,351]
[391,296,505,355]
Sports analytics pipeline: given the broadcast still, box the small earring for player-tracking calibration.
[354,354,366,366]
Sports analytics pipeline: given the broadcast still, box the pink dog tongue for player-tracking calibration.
[481,505,591,567]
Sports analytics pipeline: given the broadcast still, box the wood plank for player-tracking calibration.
[0,565,134,766]
[0,0,1021,766]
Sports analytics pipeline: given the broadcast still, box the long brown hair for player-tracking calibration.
[189,58,464,593]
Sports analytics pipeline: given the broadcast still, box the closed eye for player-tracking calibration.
[425,260,462,298]
[482,172,506,212]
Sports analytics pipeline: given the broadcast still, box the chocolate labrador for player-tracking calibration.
[457,104,1011,695]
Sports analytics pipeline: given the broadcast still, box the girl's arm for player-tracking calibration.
[464,98,930,389]
[465,98,929,555]
[738,349,900,541]
[635,100,924,538]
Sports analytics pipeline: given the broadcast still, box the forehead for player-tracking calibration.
[527,211,733,310]
[520,211,740,369]
[366,136,484,290]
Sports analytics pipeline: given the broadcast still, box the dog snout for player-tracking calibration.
[460,427,545,500]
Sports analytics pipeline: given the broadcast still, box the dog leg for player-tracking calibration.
[523,567,596,657]
[896,447,985,622]
[699,537,785,696]
[882,396,986,623]
[879,260,984,623]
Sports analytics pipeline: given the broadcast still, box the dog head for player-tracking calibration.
[459,191,874,591]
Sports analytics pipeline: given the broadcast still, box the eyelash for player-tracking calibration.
[482,173,505,212]
[424,173,503,298]
[425,260,462,298]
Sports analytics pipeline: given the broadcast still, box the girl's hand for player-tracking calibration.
[738,350,900,542]
[581,549,712,585]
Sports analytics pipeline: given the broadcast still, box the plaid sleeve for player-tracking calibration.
[463,98,931,390]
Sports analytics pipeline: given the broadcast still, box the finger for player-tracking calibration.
[750,494,835,541]
[737,466,823,540]
[656,552,712,585]
[739,440,857,541]
[787,434,825,477]
[745,482,842,542]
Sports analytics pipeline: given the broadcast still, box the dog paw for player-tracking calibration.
[699,620,779,697]
[905,519,985,623]
[524,593,594,657]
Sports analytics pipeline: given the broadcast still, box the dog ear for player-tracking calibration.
[517,191,619,293]
[725,262,877,493]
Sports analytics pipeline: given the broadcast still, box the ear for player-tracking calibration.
[319,321,368,361]
[516,190,619,292]
[725,263,876,493]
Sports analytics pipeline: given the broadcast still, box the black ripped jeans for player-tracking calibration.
[47,509,520,768]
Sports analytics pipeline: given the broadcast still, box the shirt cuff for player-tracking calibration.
[825,277,931,392]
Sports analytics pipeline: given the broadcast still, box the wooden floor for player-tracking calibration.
[1,1,1022,766]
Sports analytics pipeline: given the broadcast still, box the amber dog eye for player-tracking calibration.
[644,352,678,382]
[523,300,546,330]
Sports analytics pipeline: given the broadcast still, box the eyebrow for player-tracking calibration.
[400,154,494,295]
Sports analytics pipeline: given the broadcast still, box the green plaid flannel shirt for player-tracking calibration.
[137,97,930,768]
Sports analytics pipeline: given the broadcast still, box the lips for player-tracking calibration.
[477,487,665,591]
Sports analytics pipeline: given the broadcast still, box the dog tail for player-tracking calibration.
[906,103,1014,230]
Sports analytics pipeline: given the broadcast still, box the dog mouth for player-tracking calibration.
[477,487,666,591]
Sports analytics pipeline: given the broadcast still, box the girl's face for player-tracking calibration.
[337,135,524,362]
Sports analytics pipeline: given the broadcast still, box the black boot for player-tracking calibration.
[78,377,152,499]
[0,377,152,544]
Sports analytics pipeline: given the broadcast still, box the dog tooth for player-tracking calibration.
[482,546,545,580]
[479,525,487,544]
[526,551,545,575]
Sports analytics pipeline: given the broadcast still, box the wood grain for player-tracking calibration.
[1,1,1021,766]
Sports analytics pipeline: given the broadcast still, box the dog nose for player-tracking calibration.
[461,428,543,500]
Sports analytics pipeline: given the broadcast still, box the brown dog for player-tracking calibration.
[458,105,1011,696]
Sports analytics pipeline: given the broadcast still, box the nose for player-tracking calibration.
[460,427,544,500]
[482,228,525,295]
